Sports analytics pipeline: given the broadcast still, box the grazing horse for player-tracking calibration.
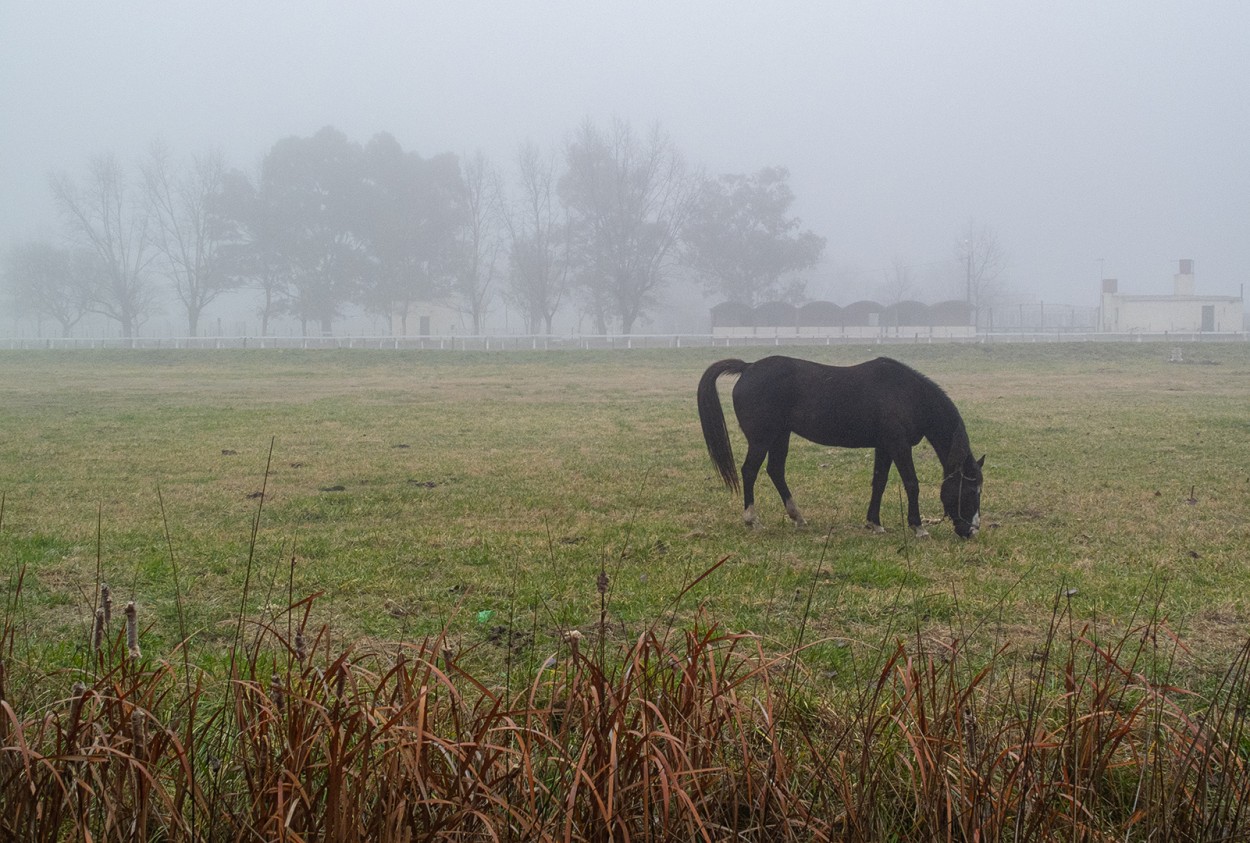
[697,355,984,538]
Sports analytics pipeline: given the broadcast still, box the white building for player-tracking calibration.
[1099,260,1243,334]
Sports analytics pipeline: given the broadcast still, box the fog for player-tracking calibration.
[3,2,1248,336]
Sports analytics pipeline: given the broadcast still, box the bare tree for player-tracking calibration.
[880,254,915,305]
[2,238,97,336]
[504,141,568,334]
[49,153,158,339]
[560,119,697,334]
[142,142,235,336]
[452,149,503,335]
[954,219,1007,315]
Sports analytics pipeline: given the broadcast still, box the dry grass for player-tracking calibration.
[6,555,1250,841]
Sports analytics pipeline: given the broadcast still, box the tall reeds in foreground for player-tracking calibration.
[4,560,1250,841]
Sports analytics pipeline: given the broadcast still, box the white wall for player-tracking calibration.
[1101,294,1242,333]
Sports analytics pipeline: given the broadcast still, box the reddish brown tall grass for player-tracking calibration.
[4,558,1250,840]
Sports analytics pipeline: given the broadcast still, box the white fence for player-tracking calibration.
[2,330,1247,351]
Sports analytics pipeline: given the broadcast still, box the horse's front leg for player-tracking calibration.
[865,448,890,533]
[893,448,929,538]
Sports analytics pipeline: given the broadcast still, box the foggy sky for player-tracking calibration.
[3,1,1248,321]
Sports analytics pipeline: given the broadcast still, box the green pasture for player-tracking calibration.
[2,342,1248,687]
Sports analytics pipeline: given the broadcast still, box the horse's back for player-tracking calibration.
[734,355,933,448]
[741,354,911,382]
[729,356,803,437]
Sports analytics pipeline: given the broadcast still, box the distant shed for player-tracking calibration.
[798,301,842,338]
[753,302,799,337]
[841,300,883,325]
[710,301,754,331]
[797,300,842,327]
[929,300,976,326]
[881,300,929,327]
[1100,260,1243,333]
[710,298,975,339]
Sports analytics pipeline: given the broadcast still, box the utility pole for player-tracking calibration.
[1096,258,1105,332]
[964,238,975,331]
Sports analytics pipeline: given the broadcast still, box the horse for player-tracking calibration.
[697,355,984,538]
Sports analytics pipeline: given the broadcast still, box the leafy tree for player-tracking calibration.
[682,166,825,307]
[259,126,369,336]
[357,133,462,335]
[49,153,158,339]
[215,129,466,337]
[504,141,569,334]
[2,238,96,336]
[559,119,696,334]
[210,168,291,336]
[141,142,235,336]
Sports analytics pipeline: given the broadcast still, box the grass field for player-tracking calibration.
[2,342,1248,681]
[4,342,1250,839]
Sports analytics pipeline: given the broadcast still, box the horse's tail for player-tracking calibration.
[697,358,749,492]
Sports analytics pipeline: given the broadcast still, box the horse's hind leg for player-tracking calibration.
[865,447,890,533]
[740,441,768,528]
[766,433,806,527]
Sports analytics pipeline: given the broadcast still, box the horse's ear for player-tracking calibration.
[977,455,986,468]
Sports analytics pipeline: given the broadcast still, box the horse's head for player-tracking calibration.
[941,454,985,538]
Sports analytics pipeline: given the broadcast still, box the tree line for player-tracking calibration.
[4,119,830,338]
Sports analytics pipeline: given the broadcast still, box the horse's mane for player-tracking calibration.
[878,357,969,457]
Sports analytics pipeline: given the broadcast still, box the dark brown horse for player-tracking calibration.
[698,355,984,537]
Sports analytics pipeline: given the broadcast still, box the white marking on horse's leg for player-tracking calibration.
[784,498,807,528]
[913,526,930,539]
[743,505,761,529]
[865,522,886,534]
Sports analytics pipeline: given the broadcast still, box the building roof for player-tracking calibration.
[1106,294,1241,303]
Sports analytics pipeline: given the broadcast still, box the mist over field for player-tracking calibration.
[2,3,1248,338]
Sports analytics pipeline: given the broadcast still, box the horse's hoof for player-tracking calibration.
[913,527,930,539]
[865,523,886,534]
